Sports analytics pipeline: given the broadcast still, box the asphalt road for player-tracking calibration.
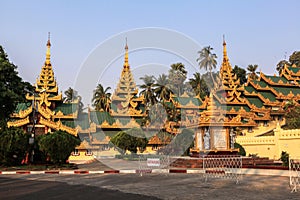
[0,176,159,200]
[1,173,299,200]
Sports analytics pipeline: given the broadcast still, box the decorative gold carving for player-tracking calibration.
[39,117,77,136]
[7,116,30,127]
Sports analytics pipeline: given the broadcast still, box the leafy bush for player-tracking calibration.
[234,142,246,156]
[280,151,289,167]
[110,128,148,154]
[38,130,81,164]
[0,127,29,166]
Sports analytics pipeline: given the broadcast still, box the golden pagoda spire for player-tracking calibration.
[123,38,130,70]
[45,32,51,65]
[223,35,229,63]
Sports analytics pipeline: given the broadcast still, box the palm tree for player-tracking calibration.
[63,87,78,103]
[92,84,111,112]
[197,46,218,87]
[168,63,187,96]
[170,63,187,75]
[63,87,84,114]
[154,74,172,102]
[139,75,157,108]
[188,72,208,98]
[247,64,259,80]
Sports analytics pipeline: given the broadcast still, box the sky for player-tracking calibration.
[1,0,300,105]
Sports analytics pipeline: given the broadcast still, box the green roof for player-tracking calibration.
[260,91,277,102]
[288,66,300,74]
[172,96,202,106]
[15,102,31,113]
[273,87,300,96]
[247,97,264,108]
[265,75,288,84]
[61,120,76,128]
[244,86,257,94]
[253,80,268,88]
[90,111,115,125]
[55,102,78,115]
[74,113,90,129]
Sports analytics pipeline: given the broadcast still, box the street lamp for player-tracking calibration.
[25,88,38,163]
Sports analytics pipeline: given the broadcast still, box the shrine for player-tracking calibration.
[8,35,300,160]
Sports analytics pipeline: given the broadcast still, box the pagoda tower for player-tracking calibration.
[8,34,78,136]
[110,41,145,120]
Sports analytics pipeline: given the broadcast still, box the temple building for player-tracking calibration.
[8,35,300,161]
[8,35,79,137]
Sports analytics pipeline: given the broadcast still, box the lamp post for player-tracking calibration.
[25,89,38,163]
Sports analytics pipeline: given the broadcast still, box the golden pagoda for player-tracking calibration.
[110,41,145,119]
[8,34,78,136]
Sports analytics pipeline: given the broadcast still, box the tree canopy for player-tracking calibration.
[233,65,247,85]
[0,127,29,166]
[38,130,81,164]
[0,45,33,124]
[289,51,300,67]
[110,128,148,154]
[246,64,259,80]
[92,84,111,112]
[197,46,218,87]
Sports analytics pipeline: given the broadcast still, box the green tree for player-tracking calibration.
[0,127,29,166]
[280,151,289,167]
[201,71,219,92]
[154,74,172,101]
[284,105,300,129]
[168,63,187,96]
[247,64,259,80]
[0,46,32,124]
[63,87,77,103]
[233,65,247,85]
[38,130,81,164]
[188,72,209,99]
[110,128,148,154]
[197,46,218,87]
[139,75,157,108]
[234,142,246,156]
[289,51,300,67]
[63,87,84,114]
[276,60,290,75]
[92,84,111,112]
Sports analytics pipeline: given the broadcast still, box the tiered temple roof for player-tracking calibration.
[110,41,145,118]
[8,35,79,136]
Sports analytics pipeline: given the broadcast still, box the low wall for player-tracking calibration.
[236,126,300,159]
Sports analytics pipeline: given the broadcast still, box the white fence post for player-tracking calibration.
[202,155,242,184]
[289,158,300,192]
[138,154,170,176]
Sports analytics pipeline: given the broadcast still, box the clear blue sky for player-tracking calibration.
[1,0,300,105]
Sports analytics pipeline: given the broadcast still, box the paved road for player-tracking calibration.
[1,173,299,200]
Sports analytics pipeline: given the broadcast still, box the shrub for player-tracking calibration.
[38,130,81,164]
[234,142,246,156]
[0,127,29,166]
[280,151,289,167]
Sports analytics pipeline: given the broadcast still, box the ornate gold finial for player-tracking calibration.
[223,34,228,63]
[123,38,129,69]
[46,32,51,65]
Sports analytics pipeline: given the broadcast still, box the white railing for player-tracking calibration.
[202,155,242,184]
[289,158,300,192]
[138,154,170,176]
